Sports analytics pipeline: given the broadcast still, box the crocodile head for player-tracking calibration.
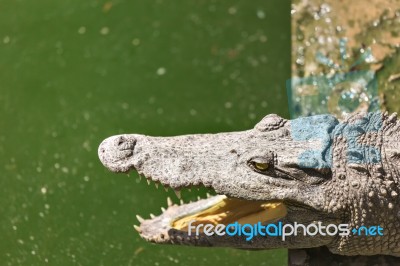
[98,112,400,256]
[98,114,346,250]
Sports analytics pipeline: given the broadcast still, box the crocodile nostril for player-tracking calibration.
[117,136,125,146]
[115,136,137,151]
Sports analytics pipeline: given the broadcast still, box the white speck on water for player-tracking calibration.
[132,38,140,46]
[36,167,42,173]
[41,187,47,194]
[29,235,35,241]
[157,108,164,114]
[12,225,17,230]
[261,101,268,108]
[190,109,197,116]
[121,102,129,110]
[3,36,10,44]
[78,26,86,34]
[224,102,232,109]
[39,212,44,218]
[248,113,256,120]
[31,250,36,255]
[100,27,110,35]
[167,255,179,263]
[44,204,50,209]
[83,176,90,182]
[259,35,267,43]
[257,9,266,19]
[54,163,60,169]
[17,239,24,245]
[61,167,69,173]
[156,67,166,75]
[82,140,91,151]
[83,111,90,120]
[228,6,237,15]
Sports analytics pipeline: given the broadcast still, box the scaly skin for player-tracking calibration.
[98,112,400,259]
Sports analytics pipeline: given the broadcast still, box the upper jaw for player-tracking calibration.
[98,133,329,207]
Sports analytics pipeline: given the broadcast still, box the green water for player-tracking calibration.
[0,1,290,265]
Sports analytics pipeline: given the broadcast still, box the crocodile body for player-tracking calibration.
[98,112,400,264]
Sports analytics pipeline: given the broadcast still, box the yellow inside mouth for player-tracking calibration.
[171,197,287,232]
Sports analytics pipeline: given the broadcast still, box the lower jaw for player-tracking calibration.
[171,196,287,232]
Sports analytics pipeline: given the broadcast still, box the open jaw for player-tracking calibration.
[134,181,288,247]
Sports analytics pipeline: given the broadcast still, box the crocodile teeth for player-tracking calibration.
[180,199,184,205]
[167,197,173,207]
[206,193,211,198]
[150,213,155,218]
[136,215,144,223]
[155,183,159,189]
[161,207,166,212]
[133,225,141,232]
[147,179,151,185]
[164,187,168,192]
[174,189,181,199]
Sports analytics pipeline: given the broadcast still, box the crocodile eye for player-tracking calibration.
[254,162,269,171]
[248,157,272,172]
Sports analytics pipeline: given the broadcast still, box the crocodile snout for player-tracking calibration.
[98,135,137,173]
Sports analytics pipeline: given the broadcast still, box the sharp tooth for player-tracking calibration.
[136,215,144,223]
[150,213,155,218]
[167,197,173,207]
[161,207,166,212]
[147,179,151,185]
[206,193,211,198]
[164,187,168,192]
[180,199,184,205]
[133,225,141,232]
[155,183,159,189]
[174,190,181,199]
[188,188,191,192]
[197,196,201,201]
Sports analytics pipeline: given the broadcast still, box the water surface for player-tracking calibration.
[0,1,290,265]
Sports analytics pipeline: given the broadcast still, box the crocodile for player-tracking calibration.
[98,111,400,265]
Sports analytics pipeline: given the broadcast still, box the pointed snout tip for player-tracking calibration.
[97,136,114,169]
[97,134,138,173]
